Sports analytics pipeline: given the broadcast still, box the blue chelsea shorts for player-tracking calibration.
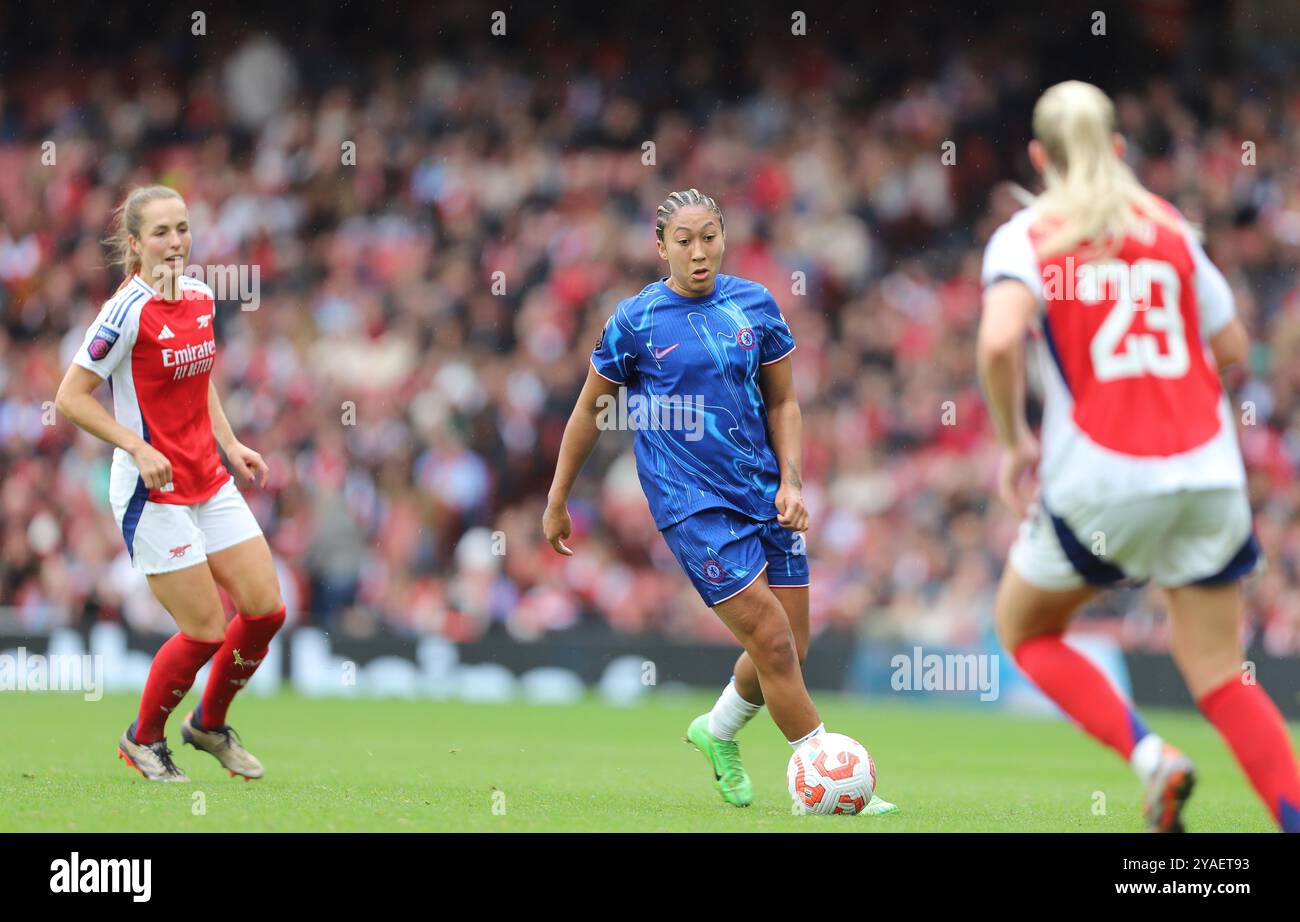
[660,507,810,607]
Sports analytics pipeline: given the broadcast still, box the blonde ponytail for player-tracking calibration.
[1029,81,1185,259]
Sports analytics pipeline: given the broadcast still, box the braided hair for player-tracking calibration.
[655,189,724,241]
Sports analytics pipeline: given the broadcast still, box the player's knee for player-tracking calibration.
[993,604,1025,651]
[239,589,284,618]
[994,595,1048,650]
[1169,643,1239,695]
[228,577,282,618]
[751,624,799,674]
[186,612,227,643]
[996,612,1058,654]
[992,571,1043,651]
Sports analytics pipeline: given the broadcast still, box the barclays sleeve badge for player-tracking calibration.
[87,324,120,361]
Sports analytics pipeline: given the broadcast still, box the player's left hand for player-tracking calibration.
[775,484,808,532]
[227,441,270,488]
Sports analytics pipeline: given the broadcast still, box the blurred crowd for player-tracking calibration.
[3,4,1300,654]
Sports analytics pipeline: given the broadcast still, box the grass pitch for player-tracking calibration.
[0,690,1290,832]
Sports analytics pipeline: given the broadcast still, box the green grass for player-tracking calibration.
[0,691,1291,832]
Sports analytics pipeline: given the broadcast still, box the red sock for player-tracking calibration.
[1198,676,1300,832]
[136,633,223,744]
[199,607,286,728]
[1013,633,1150,760]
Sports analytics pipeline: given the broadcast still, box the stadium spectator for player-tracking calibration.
[3,8,1299,656]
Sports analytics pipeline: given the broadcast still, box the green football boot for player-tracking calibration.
[686,714,753,807]
[863,794,899,815]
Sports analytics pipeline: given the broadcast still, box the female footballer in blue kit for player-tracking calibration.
[544,189,895,813]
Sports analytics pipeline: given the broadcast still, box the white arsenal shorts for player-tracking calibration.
[109,470,263,576]
[1010,487,1261,590]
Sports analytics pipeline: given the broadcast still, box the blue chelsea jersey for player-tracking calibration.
[591,274,797,530]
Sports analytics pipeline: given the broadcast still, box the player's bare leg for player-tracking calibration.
[206,534,283,620]
[996,566,1194,830]
[1164,583,1246,700]
[993,567,1097,649]
[686,576,820,806]
[692,587,807,805]
[1166,582,1300,831]
[181,535,285,780]
[732,584,809,706]
[712,572,820,741]
[725,585,896,813]
[119,562,227,781]
[146,561,228,642]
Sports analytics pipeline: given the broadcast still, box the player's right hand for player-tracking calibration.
[132,443,174,491]
[997,434,1040,520]
[543,502,574,556]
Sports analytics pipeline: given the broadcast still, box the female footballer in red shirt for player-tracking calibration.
[56,185,285,782]
[979,82,1300,831]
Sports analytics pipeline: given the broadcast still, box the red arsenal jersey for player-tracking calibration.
[74,273,230,504]
[981,200,1246,506]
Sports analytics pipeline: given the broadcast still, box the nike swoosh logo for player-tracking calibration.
[653,343,680,359]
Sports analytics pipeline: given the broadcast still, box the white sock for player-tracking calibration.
[1130,733,1165,783]
[707,678,762,741]
[788,721,826,750]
